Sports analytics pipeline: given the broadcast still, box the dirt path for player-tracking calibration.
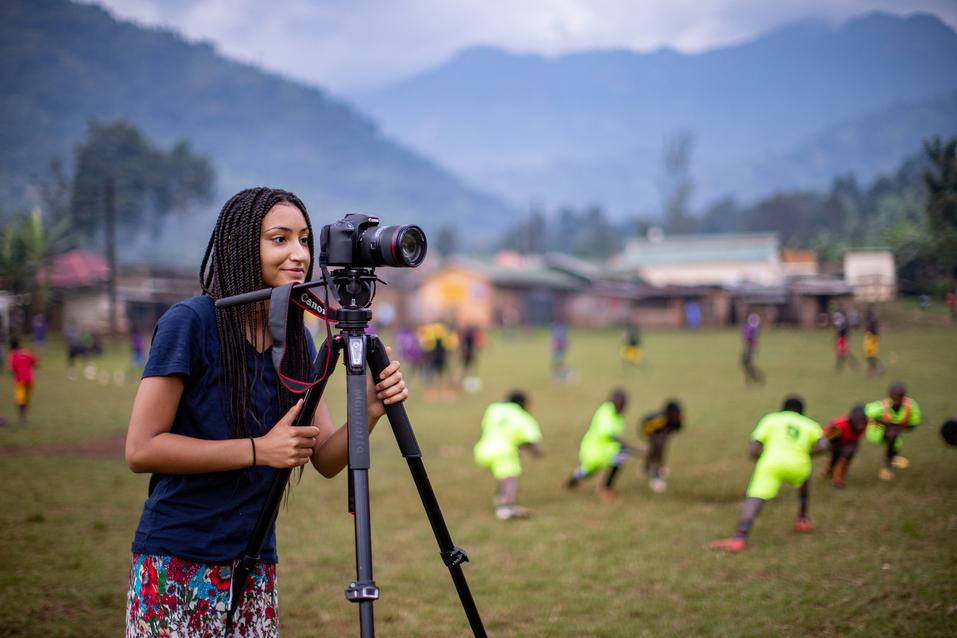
[0,434,126,459]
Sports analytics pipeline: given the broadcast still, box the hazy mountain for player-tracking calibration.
[709,90,957,200]
[358,12,957,215]
[0,0,516,260]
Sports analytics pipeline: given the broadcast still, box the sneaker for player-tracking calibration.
[891,456,910,470]
[596,486,617,503]
[495,505,531,520]
[649,478,667,493]
[794,518,815,533]
[509,505,531,518]
[707,537,747,553]
[878,467,894,481]
[565,477,580,490]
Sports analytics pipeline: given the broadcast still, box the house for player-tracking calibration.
[612,232,783,287]
[781,249,818,278]
[844,249,896,302]
[413,256,582,327]
[39,251,198,333]
[413,254,731,329]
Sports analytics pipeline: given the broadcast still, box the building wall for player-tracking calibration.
[844,251,896,302]
[632,299,684,328]
[60,291,127,333]
[638,259,783,287]
[416,269,494,326]
[792,296,822,329]
[566,294,632,327]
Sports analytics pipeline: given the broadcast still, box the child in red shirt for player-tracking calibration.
[823,405,868,488]
[8,338,38,426]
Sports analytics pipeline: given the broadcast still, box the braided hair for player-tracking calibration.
[199,187,315,438]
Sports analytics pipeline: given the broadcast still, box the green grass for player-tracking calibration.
[1,325,956,637]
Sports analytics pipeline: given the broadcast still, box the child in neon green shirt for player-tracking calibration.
[474,391,543,520]
[565,389,637,502]
[709,395,828,552]
[864,382,921,480]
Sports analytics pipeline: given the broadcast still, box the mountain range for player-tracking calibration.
[0,0,515,261]
[358,12,957,214]
[2,1,956,263]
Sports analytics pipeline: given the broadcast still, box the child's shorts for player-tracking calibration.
[746,456,810,499]
[475,441,522,479]
[13,382,31,407]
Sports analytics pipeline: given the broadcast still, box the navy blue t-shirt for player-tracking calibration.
[131,295,316,564]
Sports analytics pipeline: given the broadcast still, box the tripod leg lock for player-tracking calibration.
[345,580,380,602]
[440,546,470,568]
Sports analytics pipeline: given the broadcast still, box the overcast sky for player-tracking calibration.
[89,0,957,94]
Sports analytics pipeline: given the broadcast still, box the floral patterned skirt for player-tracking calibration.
[126,554,278,637]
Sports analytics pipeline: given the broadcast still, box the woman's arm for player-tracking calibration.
[125,376,320,474]
[311,350,408,478]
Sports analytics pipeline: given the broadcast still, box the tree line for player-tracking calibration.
[490,136,957,293]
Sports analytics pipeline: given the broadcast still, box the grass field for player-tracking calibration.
[1,319,955,637]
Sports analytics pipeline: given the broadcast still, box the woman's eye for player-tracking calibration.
[272,236,286,244]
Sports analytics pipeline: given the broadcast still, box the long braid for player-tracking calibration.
[200,187,316,438]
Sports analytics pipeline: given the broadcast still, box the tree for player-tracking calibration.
[571,206,620,259]
[434,225,458,258]
[70,119,214,331]
[658,131,696,234]
[923,136,957,280]
[0,209,49,320]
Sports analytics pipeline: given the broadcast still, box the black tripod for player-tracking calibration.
[217,270,486,638]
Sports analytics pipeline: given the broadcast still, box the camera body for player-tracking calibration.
[319,213,427,269]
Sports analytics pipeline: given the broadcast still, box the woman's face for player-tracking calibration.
[260,202,311,288]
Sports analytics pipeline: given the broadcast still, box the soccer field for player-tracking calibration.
[1,323,955,637]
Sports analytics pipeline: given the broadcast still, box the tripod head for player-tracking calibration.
[330,267,378,310]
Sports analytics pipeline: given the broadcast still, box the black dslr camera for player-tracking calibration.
[319,213,427,269]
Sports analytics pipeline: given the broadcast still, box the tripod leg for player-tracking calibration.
[343,334,378,638]
[367,336,487,638]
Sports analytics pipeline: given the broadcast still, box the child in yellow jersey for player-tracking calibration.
[640,400,683,493]
[709,395,828,552]
[865,382,921,480]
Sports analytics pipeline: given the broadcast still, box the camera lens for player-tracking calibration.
[363,225,427,268]
[395,226,427,266]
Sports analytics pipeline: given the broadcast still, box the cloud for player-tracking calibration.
[89,0,957,93]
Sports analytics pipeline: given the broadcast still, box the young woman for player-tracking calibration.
[124,187,408,637]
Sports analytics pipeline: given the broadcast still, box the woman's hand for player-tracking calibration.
[367,346,408,421]
[256,400,321,468]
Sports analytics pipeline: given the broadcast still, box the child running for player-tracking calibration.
[863,307,883,377]
[621,324,642,368]
[709,395,827,552]
[740,313,764,385]
[833,310,858,373]
[565,389,637,502]
[8,338,38,426]
[822,405,868,488]
[639,399,683,493]
[473,390,544,520]
[865,382,921,481]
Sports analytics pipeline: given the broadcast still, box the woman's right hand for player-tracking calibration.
[255,400,321,468]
